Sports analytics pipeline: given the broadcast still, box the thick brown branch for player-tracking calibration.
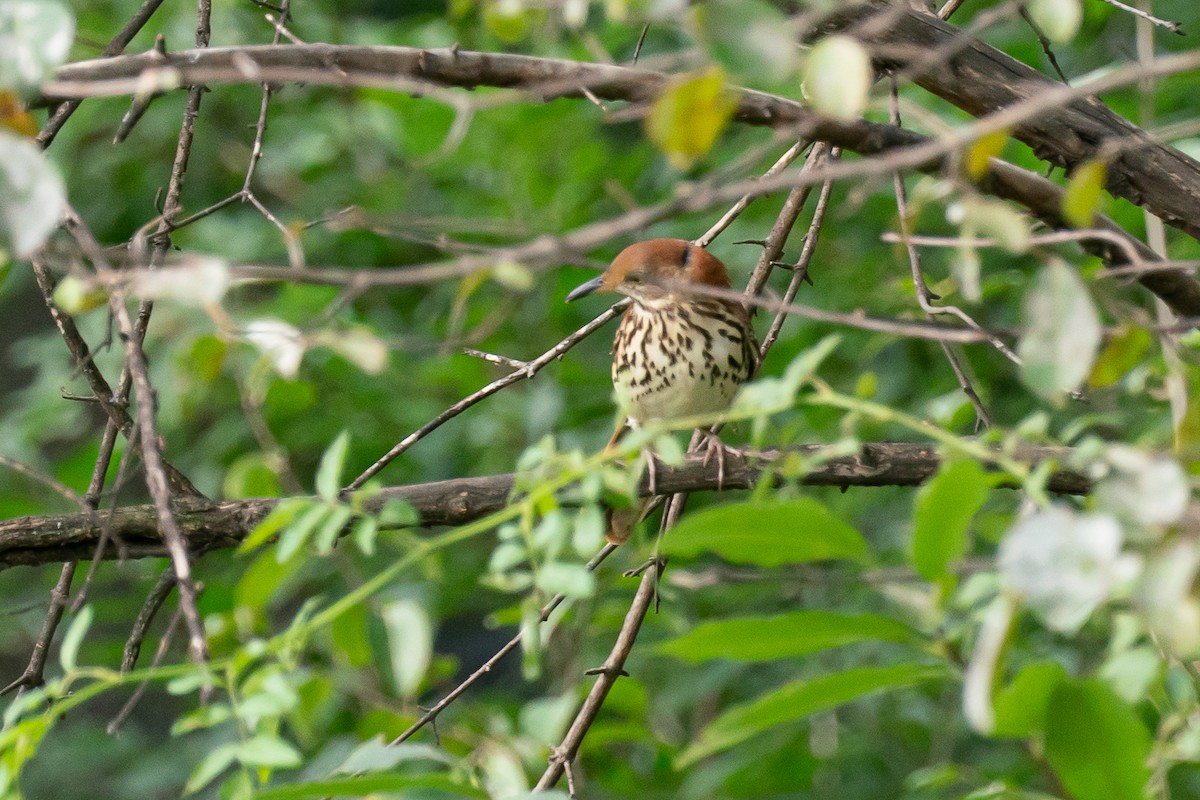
[44,41,1200,316]
[832,1,1200,242]
[0,442,1087,569]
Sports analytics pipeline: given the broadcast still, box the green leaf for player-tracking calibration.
[658,610,914,662]
[276,502,333,563]
[254,773,486,800]
[238,498,311,555]
[572,505,605,556]
[992,661,1068,737]
[1089,324,1151,388]
[520,596,542,681]
[665,499,869,566]
[331,604,373,668]
[381,599,434,698]
[910,459,990,582]
[1018,259,1102,401]
[336,737,454,774]
[58,604,92,673]
[184,744,239,795]
[1062,158,1107,228]
[965,130,1008,180]
[1045,679,1151,800]
[223,453,282,500]
[315,430,351,501]
[167,670,215,696]
[378,497,420,527]
[171,703,233,736]
[732,335,840,417]
[235,734,302,768]
[646,65,738,170]
[313,503,353,554]
[482,0,530,42]
[534,561,596,598]
[678,664,943,766]
[51,275,107,315]
[351,515,379,556]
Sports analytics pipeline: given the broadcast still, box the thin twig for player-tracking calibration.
[108,286,208,663]
[1017,5,1070,84]
[36,0,168,148]
[0,563,76,696]
[533,557,662,791]
[1094,0,1184,35]
[0,456,83,506]
[108,606,182,734]
[389,545,617,747]
[695,140,810,248]
[891,80,993,427]
[759,149,839,358]
[120,568,178,672]
[344,303,628,491]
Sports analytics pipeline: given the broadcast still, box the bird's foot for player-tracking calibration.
[698,431,742,491]
[642,448,659,495]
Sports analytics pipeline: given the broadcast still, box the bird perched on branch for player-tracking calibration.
[567,238,759,543]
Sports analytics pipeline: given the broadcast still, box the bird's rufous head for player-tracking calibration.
[565,239,732,303]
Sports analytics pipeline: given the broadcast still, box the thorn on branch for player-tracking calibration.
[584,664,630,679]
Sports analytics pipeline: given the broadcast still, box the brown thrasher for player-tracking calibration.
[567,238,759,542]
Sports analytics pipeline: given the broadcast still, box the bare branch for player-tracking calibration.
[0,442,1090,569]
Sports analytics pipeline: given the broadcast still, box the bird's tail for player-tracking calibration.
[605,498,651,544]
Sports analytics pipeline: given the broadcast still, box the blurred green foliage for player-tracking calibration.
[2,0,1200,798]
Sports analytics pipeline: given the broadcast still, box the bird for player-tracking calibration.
[567,238,759,543]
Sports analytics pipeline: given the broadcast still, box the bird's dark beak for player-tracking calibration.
[565,274,604,303]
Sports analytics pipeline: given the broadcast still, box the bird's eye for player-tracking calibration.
[626,271,644,283]
[679,244,693,269]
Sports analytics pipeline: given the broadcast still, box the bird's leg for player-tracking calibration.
[697,429,740,491]
[643,448,658,496]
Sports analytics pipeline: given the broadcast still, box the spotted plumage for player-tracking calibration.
[611,296,757,424]
[566,238,759,542]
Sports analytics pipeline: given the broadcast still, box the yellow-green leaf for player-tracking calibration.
[52,275,107,315]
[965,129,1008,180]
[1088,325,1151,387]
[646,65,738,170]
[1062,159,1107,228]
[483,0,529,42]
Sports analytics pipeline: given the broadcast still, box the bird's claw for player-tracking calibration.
[699,432,740,491]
